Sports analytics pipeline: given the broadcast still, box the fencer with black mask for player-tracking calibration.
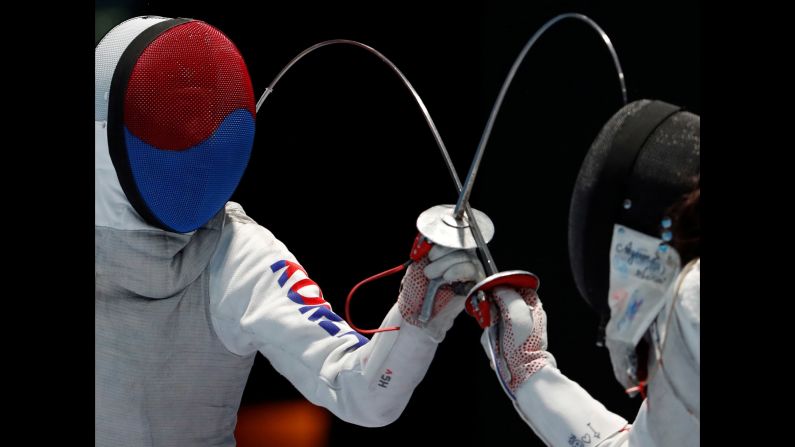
[482,99,700,446]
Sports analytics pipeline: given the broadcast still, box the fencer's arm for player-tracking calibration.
[506,362,631,446]
[487,257,700,446]
[482,287,629,446]
[207,205,440,427]
[505,278,700,446]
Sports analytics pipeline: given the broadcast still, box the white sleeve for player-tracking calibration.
[207,204,439,427]
[509,364,630,447]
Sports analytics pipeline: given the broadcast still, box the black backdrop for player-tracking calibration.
[95,1,700,445]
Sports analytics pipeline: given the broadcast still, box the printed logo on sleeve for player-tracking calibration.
[271,260,368,350]
[378,369,393,389]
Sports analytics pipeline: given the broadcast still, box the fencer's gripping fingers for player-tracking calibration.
[417,278,445,325]
[426,244,456,262]
[492,286,535,342]
[424,250,480,280]
[451,280,476,296]
[442,262,480,283]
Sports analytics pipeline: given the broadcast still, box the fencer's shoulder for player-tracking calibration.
[222,202,271,235]
[223,201,257,226]
[219,202,291,256]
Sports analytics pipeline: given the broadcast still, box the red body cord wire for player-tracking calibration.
[344,261,411,334]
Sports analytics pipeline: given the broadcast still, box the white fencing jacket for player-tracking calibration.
[96,122,441,446]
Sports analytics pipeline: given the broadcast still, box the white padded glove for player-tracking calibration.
[399,245,485,342]
[480,286,555,393]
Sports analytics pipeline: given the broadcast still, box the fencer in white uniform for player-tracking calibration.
[480,100,700,446]
[95,16,484,446]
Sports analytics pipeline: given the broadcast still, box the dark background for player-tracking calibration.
[95,1,700,445]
